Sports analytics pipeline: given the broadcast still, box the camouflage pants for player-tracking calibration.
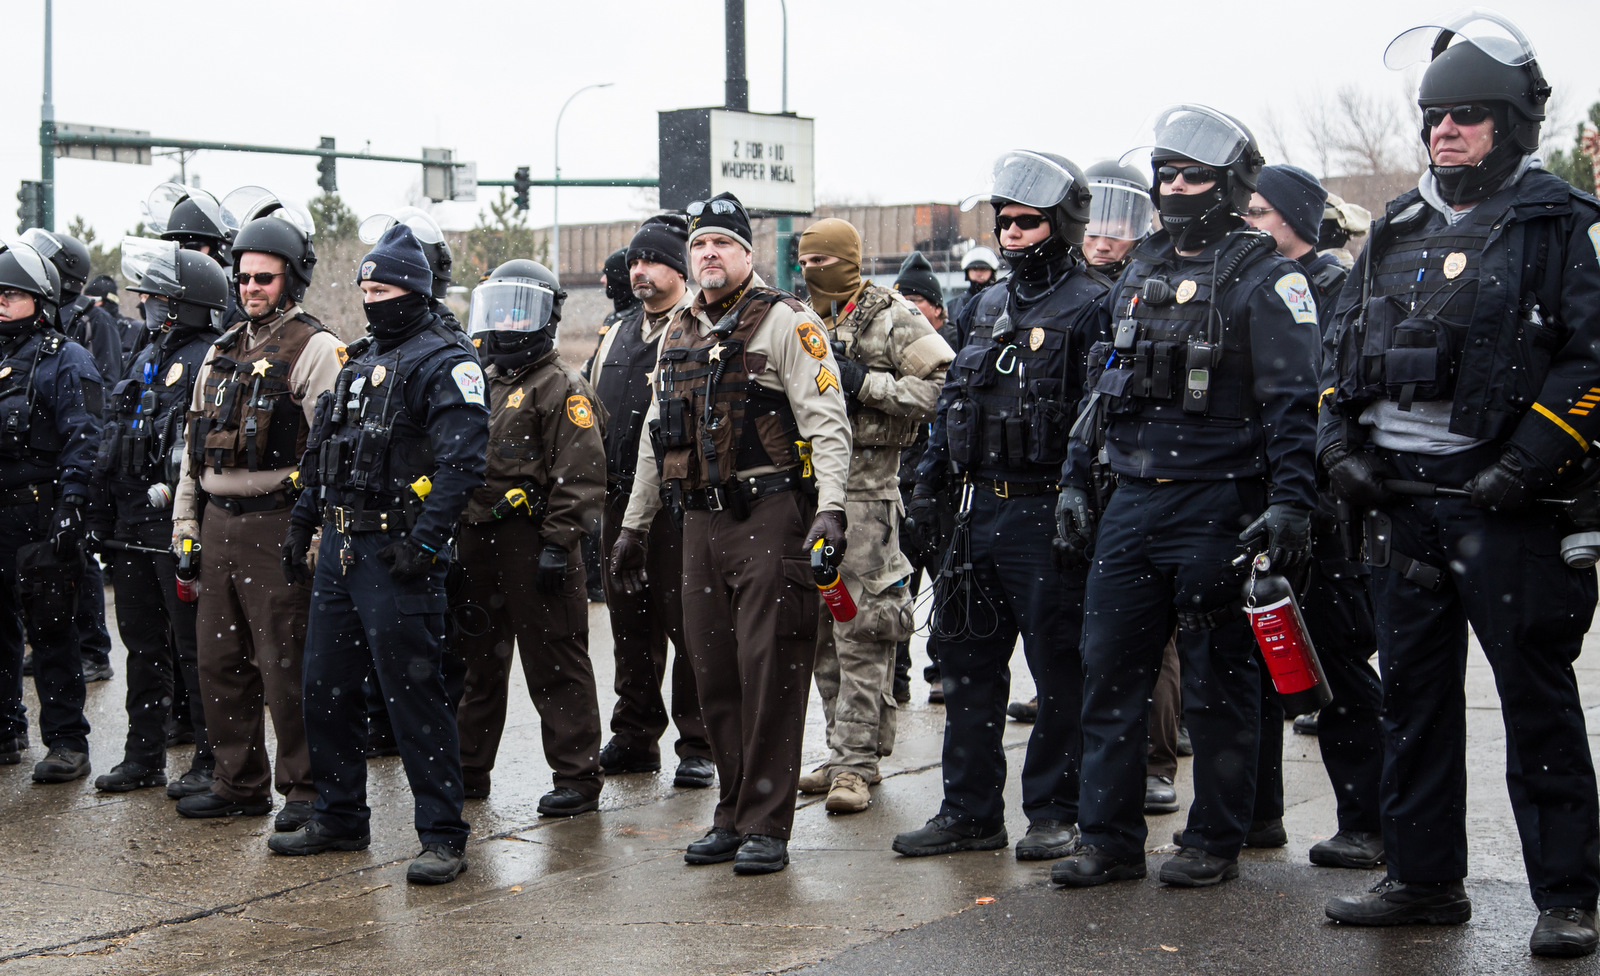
[813,498,914,777]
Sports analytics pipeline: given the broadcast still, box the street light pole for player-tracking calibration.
[778,0,788,114]
[40,0,55,232]
[552,82,613,279]
[774,0,794,291]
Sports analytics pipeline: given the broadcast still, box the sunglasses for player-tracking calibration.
[1423,104,1492,128]
[996,213,1049,231]
[686,198,739,216]
[0,289,30,304]
[1157,165,1219,185]
[234,271,284,286]
[1244,206,1277,218]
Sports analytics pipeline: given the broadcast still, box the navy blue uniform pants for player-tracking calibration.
[302,528,468,851]
[1371,448,1598,910]
[934,488,1083,830]
[76,557,112,666]
[1079,479,1262,861]
[0,502,90,752]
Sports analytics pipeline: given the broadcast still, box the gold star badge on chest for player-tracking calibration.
[250,358,271,377]
[709,343,726,363]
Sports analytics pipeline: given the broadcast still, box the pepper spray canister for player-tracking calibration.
[1243,553,1333,715]
[811,537,857,622]
[175,538,202,604]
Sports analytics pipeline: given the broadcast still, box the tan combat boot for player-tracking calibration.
[825,770,872,814]
[798,764,832,794]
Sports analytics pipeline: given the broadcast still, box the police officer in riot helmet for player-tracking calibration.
[0,239,104,783]
[88,242,227,795]
[1053,105,1321,889]
[149,183,247,329]
[896,151,1108,862]
[1320,13,1600,957]
[22,229,123,385]
[359,208,458,328]
[452,258,608,812]
[273,224,488,885]
[1080,160,1155,279]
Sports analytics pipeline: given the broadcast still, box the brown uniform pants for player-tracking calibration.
[1148,633,1182,781]
[681,490,818,841]
[196,501,314,803]
[454,518,604,798]
[600,490,709,761]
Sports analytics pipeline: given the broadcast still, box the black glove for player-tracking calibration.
[803,509,849,560]
[51,495,85,558]
[1464,450,1537,512]
[836,357,867,399]
[536,543,569,595]
[1320,443,1394,509]
[609,527,649,596]
[377,539,435,582]
[905,491,940,558]
[1239,503,1312,574]
[1053,486,1095,571]
[281,521,315,584]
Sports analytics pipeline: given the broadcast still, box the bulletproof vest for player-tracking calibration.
[99,329,214,487]
[593,306,654,487]
[943,272,1096,482]
[313,322,463,502]
[1086,231,1278,425]
[654,288,804,489]
[830,285,921,448]
[1347,193,1504,411]
[191,313,325,473]
[0,331,67,489]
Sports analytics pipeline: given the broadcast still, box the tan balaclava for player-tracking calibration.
[799,218,865,324]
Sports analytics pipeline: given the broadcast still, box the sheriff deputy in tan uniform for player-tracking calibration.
[452,258,607,815]
[169,206,345,830]
[792,218,954,814]
[610,192,852,875]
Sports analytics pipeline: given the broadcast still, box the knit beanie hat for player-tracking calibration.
[685,192,753,252]
[1255,165,1327,247]
[894,251,943,307]
[357,224,434,294]
[627,214,689,278]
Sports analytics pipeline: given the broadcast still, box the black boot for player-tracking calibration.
[1325,878,1472,926]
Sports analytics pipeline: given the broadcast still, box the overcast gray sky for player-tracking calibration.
[3,0,1597,245]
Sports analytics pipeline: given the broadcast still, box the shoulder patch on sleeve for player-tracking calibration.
[335,344,348,365]
[1588,222,1600,264]
[815,363,839,396]
[451,361,486,406]
[796,320,829,360]
[565,394,595,428]
[1274,272,1318,325]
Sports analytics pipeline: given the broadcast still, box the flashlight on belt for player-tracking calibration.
[811,537,856,622]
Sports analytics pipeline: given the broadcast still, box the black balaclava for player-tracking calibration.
[364,291,434,352]
[1154,173,1241,253]
[484,328,554,374]
[1428,105,1526,205]
[999,219,1075,309]
[0,307,43,339]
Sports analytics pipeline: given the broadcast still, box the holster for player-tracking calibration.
[1361,508,1443,591]
[17,541,83,641]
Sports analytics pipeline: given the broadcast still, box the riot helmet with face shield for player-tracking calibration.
[122,238,229,332]
[1128,104,1264,251]
[468,259,564,360]
[227,189,317,306]
[21,229,92,297]
[0,239,61,331]
[358,207,453,300]
[147,183,234,267]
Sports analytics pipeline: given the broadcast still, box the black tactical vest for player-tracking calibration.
[944,269,1103,483]
[1087,231,1278,424]
[312,323,464,503]
[98,329,215,488]
[0,331,68,490]
[593,307,655,489]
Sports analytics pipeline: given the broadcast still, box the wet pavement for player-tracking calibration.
[3,590,1599,974]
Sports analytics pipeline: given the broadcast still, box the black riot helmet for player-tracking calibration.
[358,208,453,300]
[1083,160,1156,242]
[147,183,233,266]
[21,229,92,296]
[1386,11,1550,203]
[1140,104,1264,211]
[231,208,317,305]
[963,150,1094,247]
[0,239,61,329]
[469,259,564,356]
[121,238,228,330]
[475,259,566,328]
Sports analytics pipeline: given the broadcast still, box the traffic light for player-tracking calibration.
[16,181,42,233]
[317,137,337,193]
[513,166,531,212]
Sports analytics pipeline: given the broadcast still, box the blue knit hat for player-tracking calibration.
[357,224,434,294]
[1255,165,1327,247]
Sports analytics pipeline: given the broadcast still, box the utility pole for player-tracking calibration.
[725,0,748,112]
[39,0,55,232]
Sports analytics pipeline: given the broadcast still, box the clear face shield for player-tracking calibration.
[358,208,445,247]
[1086,179,1155,240]
[218,186,314,239]
[1124,105,1255,169]
[1383,8,1538,70]
[0,240,56,299]
[960,151,1079,212]
[466,280,556,337]
[121,237,182,298]
[19,228,62,262]
[143,182,224,236]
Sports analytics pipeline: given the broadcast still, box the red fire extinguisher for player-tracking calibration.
[1243,553,1333,715]
[812,538,857,622]
[176,538,201,603]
